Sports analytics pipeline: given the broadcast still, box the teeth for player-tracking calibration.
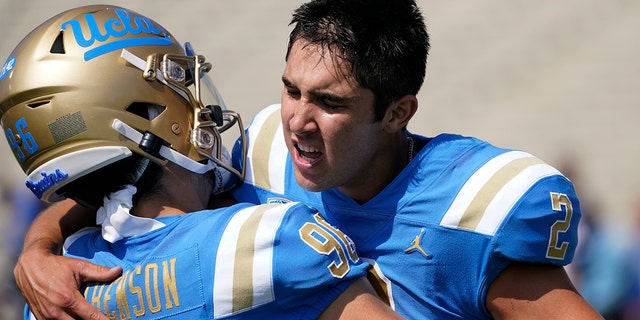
[297,143,319,153]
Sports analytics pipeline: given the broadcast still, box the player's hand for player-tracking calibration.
[13,244,122,320]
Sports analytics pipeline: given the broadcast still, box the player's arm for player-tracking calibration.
[14,198,121,320]
[486,262,602,319]
[319,277,403,319]
[484,169,602,319]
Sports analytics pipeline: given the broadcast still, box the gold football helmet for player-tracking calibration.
[0,5,245,202]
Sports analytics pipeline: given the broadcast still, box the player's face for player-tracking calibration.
[281,40,390,202]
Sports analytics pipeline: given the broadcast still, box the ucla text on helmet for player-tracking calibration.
[61,8,173,61]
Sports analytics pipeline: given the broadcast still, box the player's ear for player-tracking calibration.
[382,95,417,133]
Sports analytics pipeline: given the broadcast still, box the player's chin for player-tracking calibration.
[293,169,327,192]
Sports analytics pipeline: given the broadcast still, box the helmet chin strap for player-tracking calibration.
[111,119,217,174]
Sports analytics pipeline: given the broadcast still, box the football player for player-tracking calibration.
[230,0,602,318]
[0,5,399,320]
[11,0,604,319]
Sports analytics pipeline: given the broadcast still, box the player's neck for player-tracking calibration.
[130,165,210,218]
[131,201,186,218]
[131,188,212,218]
[338,133,411,204]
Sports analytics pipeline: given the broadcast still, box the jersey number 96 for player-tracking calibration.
[5,117,38,162]
[299,213,359,278]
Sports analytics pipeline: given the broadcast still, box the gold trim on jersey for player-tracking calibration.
[362,258,395,309]
[440,151,560,235]
[213,203,292,317]
[245,104,288,193]
[231,205,266,311]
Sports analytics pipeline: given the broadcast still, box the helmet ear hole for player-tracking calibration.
[126,102,166,121]
[50,31,65,54]
[27,101,50,109]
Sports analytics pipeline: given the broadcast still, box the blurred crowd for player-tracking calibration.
[561,159,640,320]
[0,178,46,319]
[1,162,639,319]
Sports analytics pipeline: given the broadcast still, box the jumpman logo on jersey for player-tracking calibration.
[404,228,431,258]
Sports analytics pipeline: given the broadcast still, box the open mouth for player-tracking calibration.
[296,142,322,163]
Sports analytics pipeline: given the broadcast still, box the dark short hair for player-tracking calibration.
[59,154,161,209]
[287,0,429,121]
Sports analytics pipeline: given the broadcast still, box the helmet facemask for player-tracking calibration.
[119,47,246,195]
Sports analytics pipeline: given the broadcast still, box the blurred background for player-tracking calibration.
[0,0,638,319]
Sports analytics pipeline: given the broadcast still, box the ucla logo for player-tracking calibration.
[61,8,173,61]
[0,56,16,80]
[267,197,292,204]
[26,169,69,199]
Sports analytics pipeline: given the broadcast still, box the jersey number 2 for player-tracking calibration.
[546,192,574,260]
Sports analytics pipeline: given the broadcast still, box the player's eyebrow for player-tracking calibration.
[281,76,296,89]
[315,91,353,104]
[281,76,354,104]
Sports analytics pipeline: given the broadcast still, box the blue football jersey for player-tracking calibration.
[232,104,582,319]
[27,202,366,319]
